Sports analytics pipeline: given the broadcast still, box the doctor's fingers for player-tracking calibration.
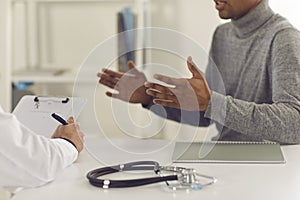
[67,117,74,124]
[68,123,84,139]
[73,123,82,133]
[52,124,74,138]
[75,129,85,144]
[79,130,85,139]
[63,123,79,133]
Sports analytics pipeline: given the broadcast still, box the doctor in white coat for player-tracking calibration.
[0,105,84,197]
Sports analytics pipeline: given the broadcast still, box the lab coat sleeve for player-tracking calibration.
[0,108,78,190]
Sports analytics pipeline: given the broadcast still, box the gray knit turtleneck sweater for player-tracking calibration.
[147,0,300,144]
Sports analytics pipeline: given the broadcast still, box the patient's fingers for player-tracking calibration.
[102,68,124,78]
[144,82,175,94]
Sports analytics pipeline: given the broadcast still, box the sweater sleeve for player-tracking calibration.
[0,108,78,191]
[205,29,300,144]
[143,101,211,127]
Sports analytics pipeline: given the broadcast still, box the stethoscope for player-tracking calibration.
[87,161,217,190]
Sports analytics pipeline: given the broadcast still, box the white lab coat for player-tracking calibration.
[0,106,78,192]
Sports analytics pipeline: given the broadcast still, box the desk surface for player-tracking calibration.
[12,144,300,200]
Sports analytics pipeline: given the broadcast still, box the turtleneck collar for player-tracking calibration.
[231,0,274,38]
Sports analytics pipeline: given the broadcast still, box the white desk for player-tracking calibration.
[12,144,300,200]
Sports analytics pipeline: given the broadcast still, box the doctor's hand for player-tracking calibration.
[144,56,212,112]
[52,117,84,153]
[97,61,152,105]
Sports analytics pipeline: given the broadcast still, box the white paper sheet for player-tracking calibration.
[13,95,86,138]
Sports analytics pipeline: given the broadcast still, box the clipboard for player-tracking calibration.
[172,141,286,164]
[13,95,86,138]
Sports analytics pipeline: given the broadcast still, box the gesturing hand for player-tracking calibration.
[145,56,212,111]
[98,61,152,105]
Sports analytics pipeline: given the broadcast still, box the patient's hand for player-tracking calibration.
[98,61,152,105]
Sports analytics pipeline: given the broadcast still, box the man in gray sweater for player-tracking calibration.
[98,0,300,144]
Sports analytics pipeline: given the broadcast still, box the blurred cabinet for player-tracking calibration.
[10,0,150,101]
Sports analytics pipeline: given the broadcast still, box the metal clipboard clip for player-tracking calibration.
[33,96,70,109]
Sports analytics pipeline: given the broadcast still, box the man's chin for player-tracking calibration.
[218,13,231,20]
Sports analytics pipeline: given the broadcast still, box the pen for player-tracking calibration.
[51,113,68,125]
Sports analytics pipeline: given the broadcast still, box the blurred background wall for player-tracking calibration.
[1,0,299,140]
